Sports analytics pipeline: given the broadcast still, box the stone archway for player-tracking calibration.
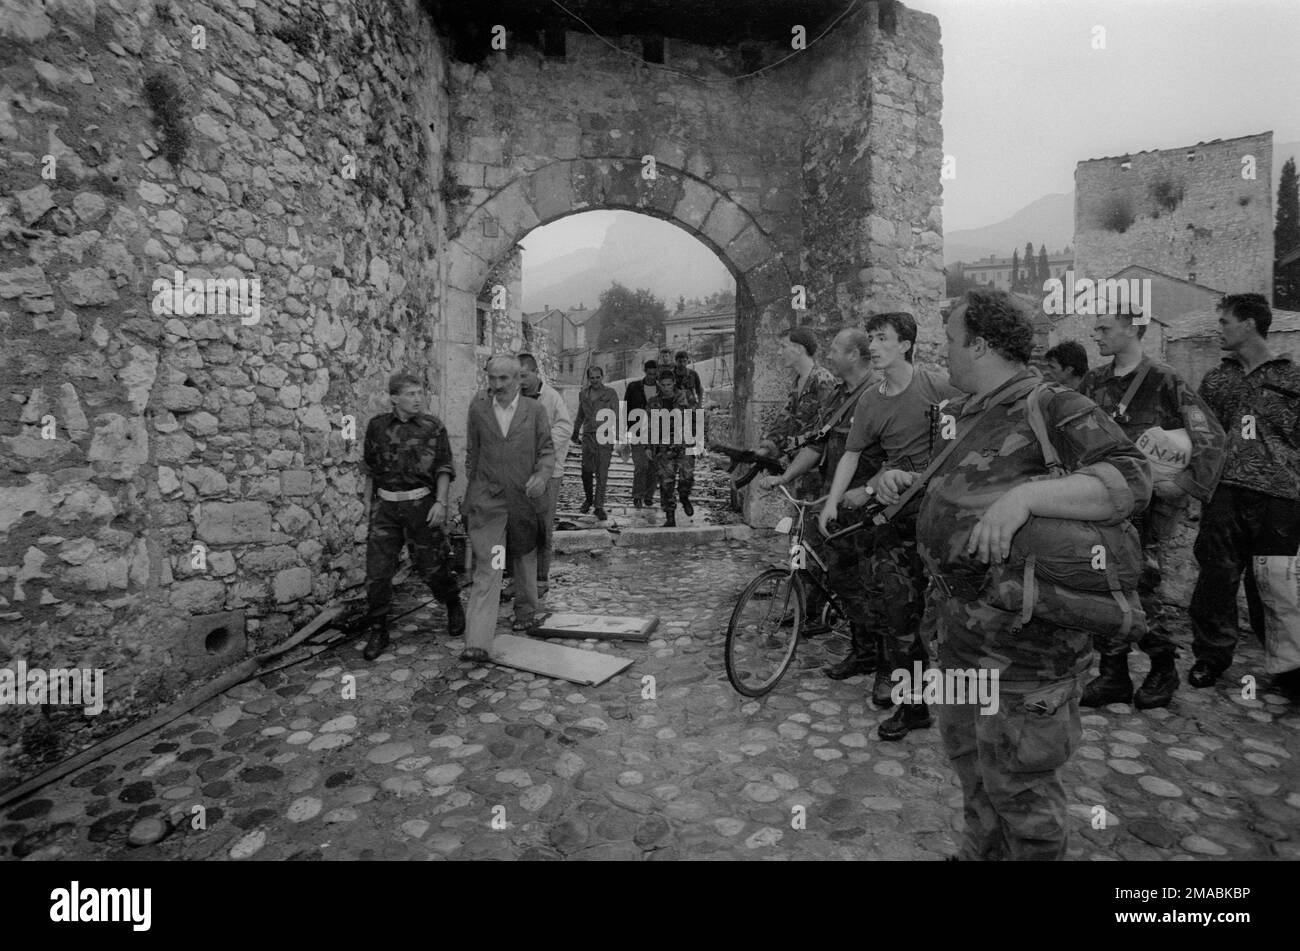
[439,157,798,522]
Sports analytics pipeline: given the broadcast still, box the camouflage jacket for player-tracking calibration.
[764,363,839,458]
[1198,354,1300,502]
[646,390,699,455]
[363,412,455,493]
[1081,355,1225,501]
[806,375,883,488]
[917,371,1152,681]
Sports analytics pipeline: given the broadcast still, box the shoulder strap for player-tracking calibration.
[1115,360,1153,419]
[811,375,875,441]
[1024,384,1067,476]
[873,376,1039,524]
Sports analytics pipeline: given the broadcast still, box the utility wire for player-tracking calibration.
[545,0,863,85]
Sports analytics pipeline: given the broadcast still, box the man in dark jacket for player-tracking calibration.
[624,360,658,507]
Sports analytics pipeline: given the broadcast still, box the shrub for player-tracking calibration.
[142,72,190,167]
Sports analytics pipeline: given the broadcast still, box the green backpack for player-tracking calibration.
[1002,383,1145,639]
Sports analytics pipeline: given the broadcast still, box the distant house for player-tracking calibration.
[962,249,1074,292]
[662,299,736,358]
[524,303,603,384]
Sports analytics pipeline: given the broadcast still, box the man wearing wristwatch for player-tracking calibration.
[360,373,465,661]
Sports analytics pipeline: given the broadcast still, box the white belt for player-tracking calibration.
[378,486,431,502]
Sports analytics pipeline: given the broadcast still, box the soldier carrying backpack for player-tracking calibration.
[872,290,1152,861]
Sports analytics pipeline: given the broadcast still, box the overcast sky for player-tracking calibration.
[908,0,1300,231]
[522,0,1300,262]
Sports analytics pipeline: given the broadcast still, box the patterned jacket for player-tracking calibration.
[916,371,1152,681]
[1081,356,1225,502]
[646,390,699,457]
[362,412,455,493]
[1198,354,1300,502]
[764,363,839,458]
[805,376,883,488]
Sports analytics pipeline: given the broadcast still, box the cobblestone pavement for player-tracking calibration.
[3,536,1297,861]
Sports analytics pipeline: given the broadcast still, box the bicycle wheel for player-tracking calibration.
[725,568,804,697]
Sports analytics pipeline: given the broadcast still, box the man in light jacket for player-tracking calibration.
[461,355,555,663]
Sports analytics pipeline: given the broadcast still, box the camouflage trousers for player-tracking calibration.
[938,671,1084,861]
[806,515,879,651]
[864,511,930,671]
[653,451,695,512]
[1095,494,1186,660]
[1192,485,1300,670]
[364,495,459,630]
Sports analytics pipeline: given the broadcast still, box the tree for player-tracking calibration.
[595,282,667,351]
[945,265,974,297]
[1276,158,1300,309]
[1025,242,1035,284]
[1010,249,1021,291]
[1037,244,1050,288]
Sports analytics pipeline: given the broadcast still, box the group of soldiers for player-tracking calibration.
[757,288,1300,860]
[354,286,1298,861]
[573,347,704,527]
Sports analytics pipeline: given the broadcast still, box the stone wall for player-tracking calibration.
[0,0,450,781]
[1074,133,1274,295]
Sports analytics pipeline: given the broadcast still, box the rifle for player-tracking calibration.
[710,444,786,488]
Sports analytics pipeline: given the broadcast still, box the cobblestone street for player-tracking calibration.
[3,535,1297,862]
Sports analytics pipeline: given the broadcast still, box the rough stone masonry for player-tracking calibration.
[0,0,941,784]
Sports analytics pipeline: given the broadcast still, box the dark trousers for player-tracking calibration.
[630,444,652,501]
[807,516,877,654]
[580,434,612,507]
[1095,494,1185,661]
[365,495,459,629]
[1191,484,1300,669]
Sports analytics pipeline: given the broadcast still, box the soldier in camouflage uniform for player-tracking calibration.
[360,373,466,661]
[647,368,699,527]
[885,290,1151,860]
[1081,307,1226,708]
[761,329,884,645]
[760,327,838,500]
[1191,294,1300,694]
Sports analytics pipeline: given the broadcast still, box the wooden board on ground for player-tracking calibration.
[534,612,658,642]
[491,634,634,686]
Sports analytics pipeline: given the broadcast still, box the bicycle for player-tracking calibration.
[724,483,875,697]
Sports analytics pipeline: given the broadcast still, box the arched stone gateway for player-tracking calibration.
[439,158,797,522]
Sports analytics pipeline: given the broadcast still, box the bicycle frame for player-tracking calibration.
[772,485,867,622]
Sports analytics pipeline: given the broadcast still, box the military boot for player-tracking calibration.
[1133,653,1178,709]
[825,624,878,678]
[877,701,932,741]
[362,624,390,662]
[1081,652,1133,707]
[664,510,676,528]
[679,491,694,518]
[871,637,896,708]
[444,596,466,638]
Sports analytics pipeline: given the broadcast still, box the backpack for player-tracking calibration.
[878,379,1146,641]
[1000,383,1145,639]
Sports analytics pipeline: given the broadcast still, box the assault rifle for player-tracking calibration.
[710,443,786,488]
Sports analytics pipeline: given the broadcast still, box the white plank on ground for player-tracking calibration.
[490,634,633,686]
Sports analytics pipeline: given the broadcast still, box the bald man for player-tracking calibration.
[460,355,555,663]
